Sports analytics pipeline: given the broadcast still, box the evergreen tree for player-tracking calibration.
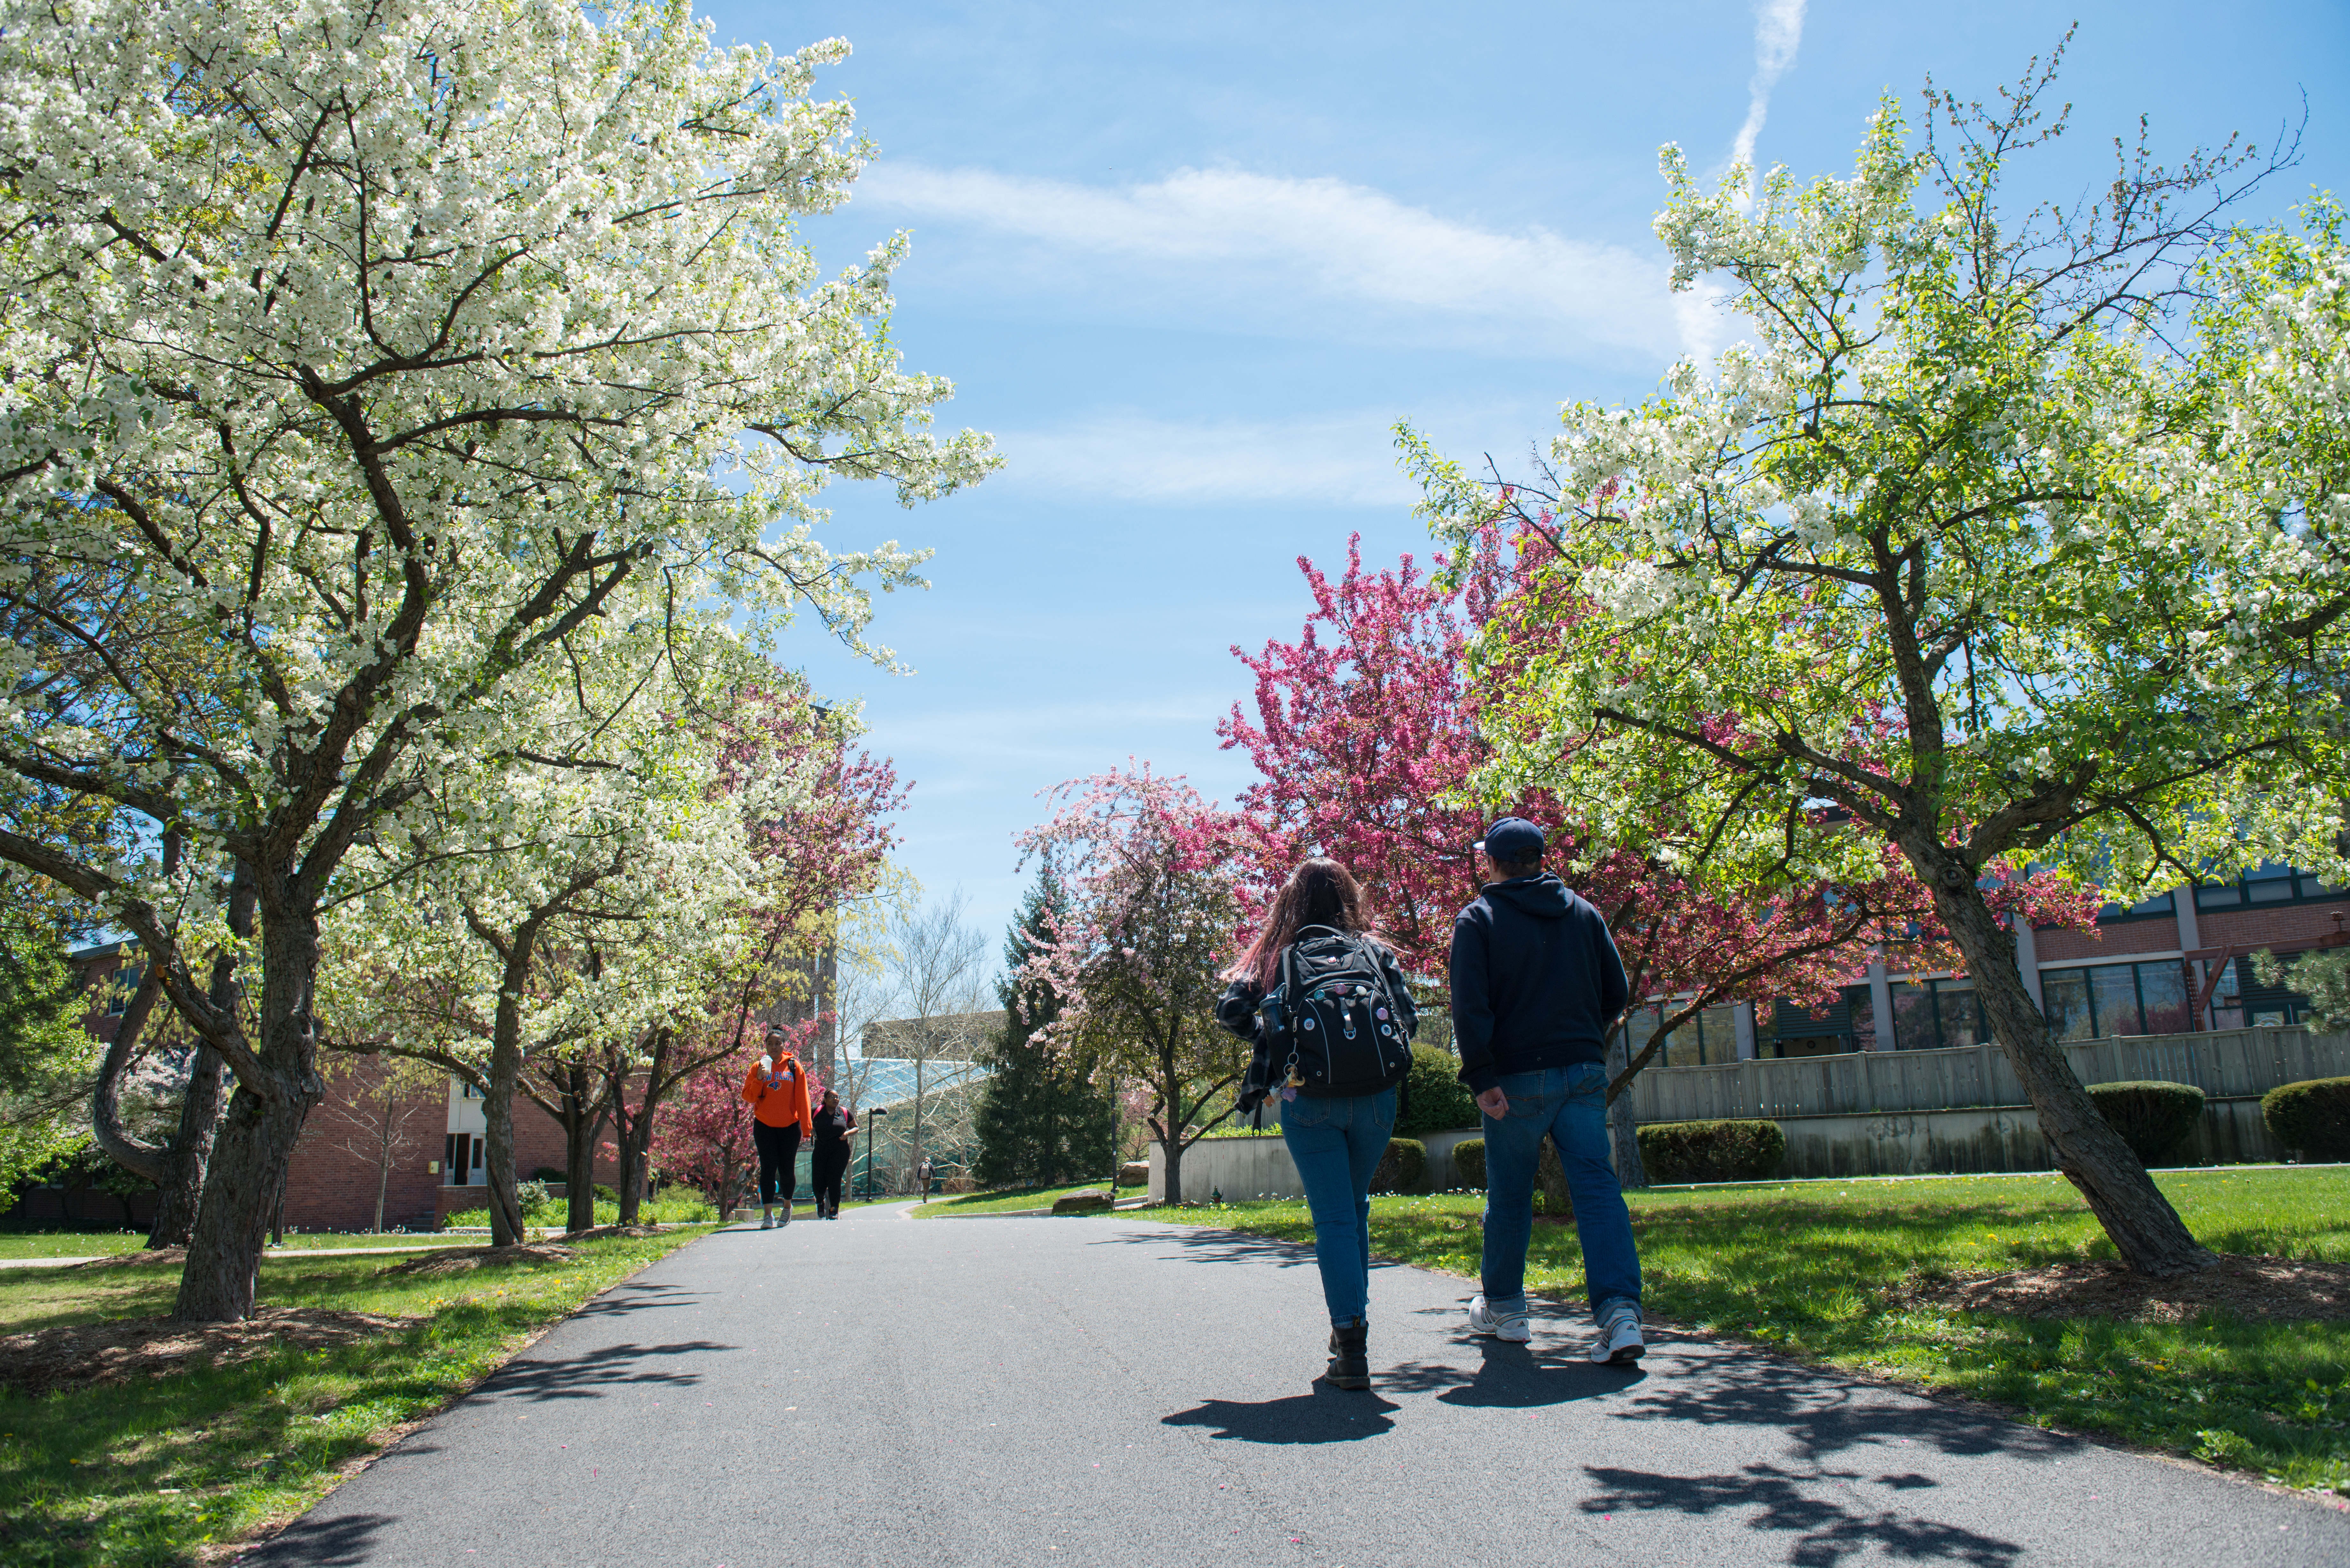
[972,867,1118,1188]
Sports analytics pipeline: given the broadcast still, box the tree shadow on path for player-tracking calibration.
[474,1338,730,1404]
[241,1512,394,1566]
[1164,1384,1403,1444]
[1610,1352,2079,1466]
[567,1279,701,1321]
[1580,1461,2026,1568]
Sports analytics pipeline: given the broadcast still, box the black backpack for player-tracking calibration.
[1259,926,1414,1095]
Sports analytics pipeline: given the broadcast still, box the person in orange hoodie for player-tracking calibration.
[741,1027,814,1229]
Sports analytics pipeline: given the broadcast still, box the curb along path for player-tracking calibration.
[250,1205,2347,1566]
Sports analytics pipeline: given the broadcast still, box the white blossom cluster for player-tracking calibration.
[0,0,993,947]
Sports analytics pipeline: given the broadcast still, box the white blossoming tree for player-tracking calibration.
[0,0,994,1318]
[1404,56,2324,1276]
[321,618,772,1246]
[2202,200,2350,1024]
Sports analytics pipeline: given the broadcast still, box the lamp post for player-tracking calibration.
[864,1106,887,1201]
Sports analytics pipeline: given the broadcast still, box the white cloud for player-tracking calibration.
[993,411,1423,506]
[857,163,1697,361]
[1729,0,1807,200]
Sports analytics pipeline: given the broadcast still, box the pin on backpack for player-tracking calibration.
[1258,925,1414,1094]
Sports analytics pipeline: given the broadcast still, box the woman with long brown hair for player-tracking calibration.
[1215,857,1417,1390]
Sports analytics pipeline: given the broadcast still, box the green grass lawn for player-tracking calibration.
[913,1180,1129,1217]
[1144,1168,2350,1495]
[0,1226,711,1567]
[0,1230,155,1261]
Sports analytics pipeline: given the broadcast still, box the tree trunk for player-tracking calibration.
[373,1101,391,1234]
[173,893,321,1322]
[1536,1138,1575,1220]
[90,966,170,1183]
[1921,852,2216,1277]
[481,1029,527,1248]
[153,866,252,1250]
[559,1061,606,1235]
[173,1075,312,1319]
[148,1045,224,1248]
[1605,1030,1648,1188]
[614,1030,670,1226]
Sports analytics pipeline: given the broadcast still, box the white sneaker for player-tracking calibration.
[1589,1306,1644,1365]
[1466,1294,1531,1343]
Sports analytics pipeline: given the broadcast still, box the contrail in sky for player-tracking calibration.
[1730,0,1807,204]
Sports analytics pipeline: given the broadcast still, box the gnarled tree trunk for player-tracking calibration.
[173,882,322,1322]
[1916,844,2215,1277]
[90,966,170,1185]
[147,1045,225,1248]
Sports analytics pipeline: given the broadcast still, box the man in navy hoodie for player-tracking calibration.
[1449,816,1644,1363]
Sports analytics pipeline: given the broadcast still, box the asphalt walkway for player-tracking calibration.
[251,1204,2348,1567]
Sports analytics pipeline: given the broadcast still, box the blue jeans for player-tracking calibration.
[1479,1062,1641,1324]
[1279,1087,1396,1325]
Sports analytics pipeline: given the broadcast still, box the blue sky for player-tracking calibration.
[698,0,2350,956]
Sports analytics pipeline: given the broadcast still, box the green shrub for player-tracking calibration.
[1452,1138,1485,1190]
[2262,1076,2350,1160]
[1371,1138,1426,1194]
[2086,1081,2206,1165]
[516,1179,551,1213]
[1636,1119,1786,1184]
[593,1183,618,1202]
[1396,1044,1479,1138]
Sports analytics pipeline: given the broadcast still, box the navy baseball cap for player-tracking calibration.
[1478,817,1545,860]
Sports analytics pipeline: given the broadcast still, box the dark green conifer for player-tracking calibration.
[972,866,1118,1188]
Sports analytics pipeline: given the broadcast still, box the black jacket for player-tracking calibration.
[1447,873,1628,1095]
[1215,935,1417,1106]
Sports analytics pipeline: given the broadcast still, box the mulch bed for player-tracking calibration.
[0,1306,418,1397]
[1905,1254,2350,1323]
[380,1241,577,1278]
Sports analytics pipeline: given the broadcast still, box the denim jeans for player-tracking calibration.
[1479,1062,1641,1324]
[1279,1087,1396,1325]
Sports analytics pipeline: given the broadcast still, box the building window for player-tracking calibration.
[445,1132,475,1186]
[2196,864,2349,910]
[1888,981,1937,1051]
[2042,968,2093,1041]
[2138,962,2192,1034]
[2098,889,2175,921]
[2036,959,2197,1039]
[105,962,145,1016]
[1620,1004,1741,1067]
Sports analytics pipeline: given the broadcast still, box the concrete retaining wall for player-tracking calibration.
[1148,1125,1487,1202]
[1632,1027,2348,1179]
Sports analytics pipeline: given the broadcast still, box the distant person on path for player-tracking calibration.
[742,1029,813,1230]
[1450,816,1643,1364]
[811,1088,855,1219]
[1217,857,1417,1391]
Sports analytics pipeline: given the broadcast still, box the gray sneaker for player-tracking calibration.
[1466,1294,1531,1343]
[759,1209,772,1231]
[1589,1304,1644,1365]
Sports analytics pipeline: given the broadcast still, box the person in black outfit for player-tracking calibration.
[810,1088,856,1219]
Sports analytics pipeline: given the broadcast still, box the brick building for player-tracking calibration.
[63,942,625,1232]
[278,1059,607,1232]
